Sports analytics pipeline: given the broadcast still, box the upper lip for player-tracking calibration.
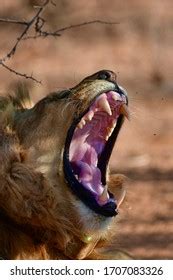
[63,84,129,217]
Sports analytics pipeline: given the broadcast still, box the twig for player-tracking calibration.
[0,0,49,83]
[1,62,42,84]
[23,19,119,40]
[1,0,49,63]
[56,20,119,33]
[0,18,28,25]
[0,0,118,83]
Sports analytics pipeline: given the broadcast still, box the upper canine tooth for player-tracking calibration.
[98,97,112,116]
[112,92,122,101]
[120,104,130,120]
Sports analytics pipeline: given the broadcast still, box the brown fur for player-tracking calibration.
[0,72,129,259]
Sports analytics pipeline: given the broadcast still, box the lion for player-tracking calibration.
[0,70,130,260]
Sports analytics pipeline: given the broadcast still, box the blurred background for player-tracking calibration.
[0,0,173,259]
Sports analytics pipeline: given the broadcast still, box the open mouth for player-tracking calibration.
[63,87,129,217]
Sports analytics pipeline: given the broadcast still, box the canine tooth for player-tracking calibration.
[98,185,109,205]
[120,104,130,120]
[98,97,112,116]
[112,93,122,101]
[117,187,126,208]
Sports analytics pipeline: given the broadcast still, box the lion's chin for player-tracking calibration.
[63,88,129,217]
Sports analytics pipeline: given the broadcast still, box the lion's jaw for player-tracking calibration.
[14,70,128,236]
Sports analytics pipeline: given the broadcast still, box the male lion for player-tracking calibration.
[0,70,130,260]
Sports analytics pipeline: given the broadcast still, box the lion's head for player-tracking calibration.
[0,70,129,259]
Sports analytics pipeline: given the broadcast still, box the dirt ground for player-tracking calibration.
[0,0,173,259]
[117,180,173,259]
[109,95,173,259]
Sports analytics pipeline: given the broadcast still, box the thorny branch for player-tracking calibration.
[2,0,49,63]
[24,20,118,40]
[0,0,118,84]
[0,0,49,84]
[1,61,42,83]
[0,18,28,25]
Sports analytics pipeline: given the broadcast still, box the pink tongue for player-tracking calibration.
[71,160,103,194]
[69,129,103,194]
[70,139,105,194]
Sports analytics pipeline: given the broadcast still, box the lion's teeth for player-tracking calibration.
[111,92,122,101]
[97,97,112,116]
[98,185,109,205]
[77,110,94,129]
[82,119,86,126]
[120,104,130,120]
[77,122,83,129]
[77,118,86,129]
[105,135,109,141]
[84,110,94,122]
[117,186,126,208]
[108,126,115,138]
[105,120,117,140]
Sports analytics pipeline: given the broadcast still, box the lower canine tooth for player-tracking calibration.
[98,185,109,205]
[120,104,130,120]
[117,187,126,208]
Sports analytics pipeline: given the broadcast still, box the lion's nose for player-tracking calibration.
[97,70,117,83]
[96,70,128,104]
